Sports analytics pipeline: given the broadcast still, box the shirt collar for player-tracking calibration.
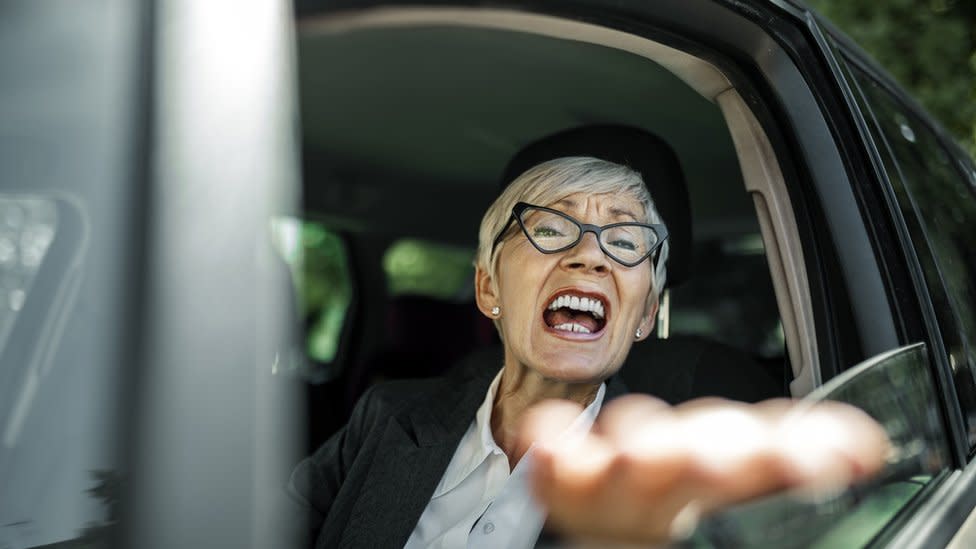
[476,369,607,453]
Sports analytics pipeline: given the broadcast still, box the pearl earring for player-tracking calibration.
[491,306,500,316]
[635,328,643,339]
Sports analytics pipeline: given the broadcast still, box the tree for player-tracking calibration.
[809,0,976,154]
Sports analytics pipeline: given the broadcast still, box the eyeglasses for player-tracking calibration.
[490,202,668,268]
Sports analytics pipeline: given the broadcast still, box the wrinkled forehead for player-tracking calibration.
[546,192,647,224]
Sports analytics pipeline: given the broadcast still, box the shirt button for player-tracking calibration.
[483,521,495,534]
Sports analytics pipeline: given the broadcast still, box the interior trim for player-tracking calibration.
[301,6,819,394]
[299,7,733,100]
[947,481,976,548]
[718,90,818,394]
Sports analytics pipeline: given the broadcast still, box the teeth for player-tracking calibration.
[553,322,592,334]
[547,293,606,319]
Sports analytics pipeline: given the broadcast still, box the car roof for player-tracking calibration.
[298,21,756,247]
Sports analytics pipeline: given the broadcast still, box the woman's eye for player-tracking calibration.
[608,239,637,251]
[533,226,563,238]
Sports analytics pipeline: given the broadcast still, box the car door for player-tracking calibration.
[687,7,976,546]
[0,3,150,547]
[835,51,976,546]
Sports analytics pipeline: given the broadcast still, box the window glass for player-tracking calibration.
[670,233,783,359]
[0,198,58,353]
[383,239,473,301]
[0,197,60,448]
[0,197,109,549]
[271,218,352,364]
[809,344,949,547]
[846,62,976,448]
[696,344,950,547]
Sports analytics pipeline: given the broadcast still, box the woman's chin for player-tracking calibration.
[506,324,625,383]
[533,348,620,384]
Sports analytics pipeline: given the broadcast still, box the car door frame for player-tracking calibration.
[800,10,976,547]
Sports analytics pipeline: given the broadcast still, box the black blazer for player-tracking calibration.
[285,362,627,548]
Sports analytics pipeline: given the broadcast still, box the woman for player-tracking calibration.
[286,156,889,548]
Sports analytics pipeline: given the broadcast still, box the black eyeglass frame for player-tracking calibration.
[490,202,669,268]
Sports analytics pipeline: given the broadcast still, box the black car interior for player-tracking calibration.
[293,19,787,449]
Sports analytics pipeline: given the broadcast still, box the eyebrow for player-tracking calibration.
[553,199,640,222]
[610,207,640,222]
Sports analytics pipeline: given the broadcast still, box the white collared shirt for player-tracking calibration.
[404,371,606,549]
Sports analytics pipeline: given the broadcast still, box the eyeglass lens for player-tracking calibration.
[518,207,660,264]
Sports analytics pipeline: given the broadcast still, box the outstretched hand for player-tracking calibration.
[520,395,890,544]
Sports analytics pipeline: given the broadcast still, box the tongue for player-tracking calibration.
[547,308,600,332]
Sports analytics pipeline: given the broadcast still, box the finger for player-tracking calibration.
[592,396,700,510]
[669,398,890,504]
[594,394,671,443]
[665,401,789,508]
[806,402,890,477]
[775,402,891,493]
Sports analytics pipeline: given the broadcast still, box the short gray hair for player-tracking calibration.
[476,156,669,301]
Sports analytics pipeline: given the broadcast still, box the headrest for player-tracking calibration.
[500,124,692,287]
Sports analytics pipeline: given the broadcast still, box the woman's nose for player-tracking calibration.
[560,232,610,274]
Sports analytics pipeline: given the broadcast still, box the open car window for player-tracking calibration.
[297,8,817,417]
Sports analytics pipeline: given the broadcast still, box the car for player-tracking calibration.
[2,0,975,547]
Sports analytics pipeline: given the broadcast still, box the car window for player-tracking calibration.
[0,197,58,353]
[808,344,950,547]
[696,343,951,548]
[0,196,65,447]
[383,239,474,301]
[669,233,783,359]
[844,61,976,450]
[0,196,96,548]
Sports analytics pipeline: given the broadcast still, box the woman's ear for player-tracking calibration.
[474,266,500,319]
[635,296,659,341]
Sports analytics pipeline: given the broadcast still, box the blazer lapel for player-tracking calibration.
[338,368,497,548]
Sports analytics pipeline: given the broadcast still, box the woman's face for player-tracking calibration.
[477,192,658,384]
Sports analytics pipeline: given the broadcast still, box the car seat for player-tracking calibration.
[350,124,784,420]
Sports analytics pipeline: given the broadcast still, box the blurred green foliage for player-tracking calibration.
[383,239,474,300]
[302,224,353,362]
[271,218,352,363]
[809,0,976,154]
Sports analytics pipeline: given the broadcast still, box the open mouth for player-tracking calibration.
[542,291,608,335]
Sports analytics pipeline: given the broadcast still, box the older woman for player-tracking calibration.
[286,155,889,548]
